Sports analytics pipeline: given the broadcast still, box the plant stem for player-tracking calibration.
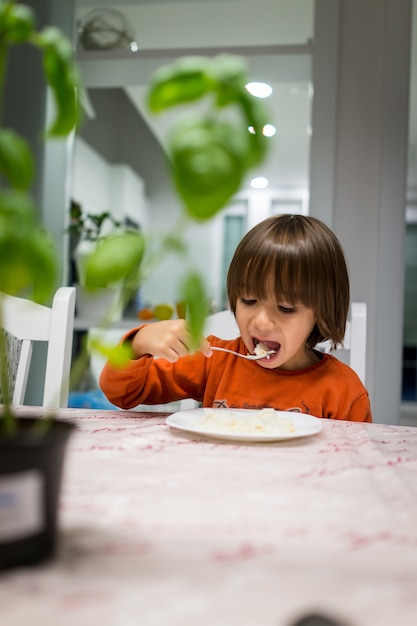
[138,213,192,286]
[69,332,90,391]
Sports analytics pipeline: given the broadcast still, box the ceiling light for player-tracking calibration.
[248,124,276,137]
[263,124,276,137]
[245,82,273,98]
[250,176,269,189]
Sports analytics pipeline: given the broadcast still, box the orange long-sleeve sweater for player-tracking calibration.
[100,331,372,422]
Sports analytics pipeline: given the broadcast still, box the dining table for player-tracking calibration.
[1,405,417,626]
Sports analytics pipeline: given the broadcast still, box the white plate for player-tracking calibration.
[166,408,322,442]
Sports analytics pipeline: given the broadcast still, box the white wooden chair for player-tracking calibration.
[315,302,367,384]
[0,286,76,408]
[204,309,240,339]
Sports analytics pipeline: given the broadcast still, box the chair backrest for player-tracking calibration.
[315,302,367,384]
[204,309,240,339]
[203,302,367,384]
[0,286,76,408]
[346,302,367,383]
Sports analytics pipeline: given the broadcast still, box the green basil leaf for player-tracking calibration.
[147,53,270,221]
[84,232,145,290]
[169,118,247,220]
[148,56,213,112]
[0,3,34,43]
[34,26,73,63]
[237,91,270,167]
[210,54,249,107]
[0,129,34,189]
[0,190,56,302]
[34,27,81,136]
[181,271,208,349]
[89,336,135,368]
[29,229,57,303]
[0,189,37,228]
[210,53,248,83]
[162,234,187,255]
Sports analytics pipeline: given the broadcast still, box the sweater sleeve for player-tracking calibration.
[99,326,211,409]
[344,389,372,422]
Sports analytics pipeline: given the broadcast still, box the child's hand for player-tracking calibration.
[131,319,212,362]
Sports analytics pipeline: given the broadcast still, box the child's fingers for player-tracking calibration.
[200,337,212,358]
[132,319,188,358]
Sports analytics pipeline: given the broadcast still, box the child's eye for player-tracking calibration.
[240,297,257,306]
[279,305,296,314]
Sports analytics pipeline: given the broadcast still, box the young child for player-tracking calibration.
[100,214,372,422]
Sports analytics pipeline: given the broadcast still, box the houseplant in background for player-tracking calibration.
[0,2,268,570]
[67,201,123,285]
[67,201,136,322]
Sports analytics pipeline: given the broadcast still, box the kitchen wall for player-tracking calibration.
[71,132,309,310]
[71,137,148,230]
[72,0,413,423]
[12,0,412,422]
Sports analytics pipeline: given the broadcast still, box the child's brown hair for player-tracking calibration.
[226,214,350,349]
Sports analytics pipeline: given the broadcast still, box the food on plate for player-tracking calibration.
[197,408,295,434]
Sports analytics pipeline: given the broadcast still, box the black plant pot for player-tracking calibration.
[0,417,75,571]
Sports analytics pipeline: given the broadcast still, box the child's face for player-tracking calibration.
[235,295,317,371]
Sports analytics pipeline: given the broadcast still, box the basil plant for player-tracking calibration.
[0,1,269,430]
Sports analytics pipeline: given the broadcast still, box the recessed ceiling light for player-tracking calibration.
[245,82,273,98]
[263,124,276,137]
[247,124,276,137]
[250,176,269,189]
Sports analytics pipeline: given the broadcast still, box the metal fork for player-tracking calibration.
[211,346,276,360]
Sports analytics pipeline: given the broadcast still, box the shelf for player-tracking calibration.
[74,317,140,331]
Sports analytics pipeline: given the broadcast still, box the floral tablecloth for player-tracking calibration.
[1,407,417,626]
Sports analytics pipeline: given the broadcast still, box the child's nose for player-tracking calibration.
[253,306,275,331]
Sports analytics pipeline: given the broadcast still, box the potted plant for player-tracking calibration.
[0,1,268,570]
[68,202,123,282]
[67,202,133,322]
[0,1,146,569]
[0,0,83,569]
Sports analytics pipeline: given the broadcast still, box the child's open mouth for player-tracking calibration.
[253,339,280,360]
